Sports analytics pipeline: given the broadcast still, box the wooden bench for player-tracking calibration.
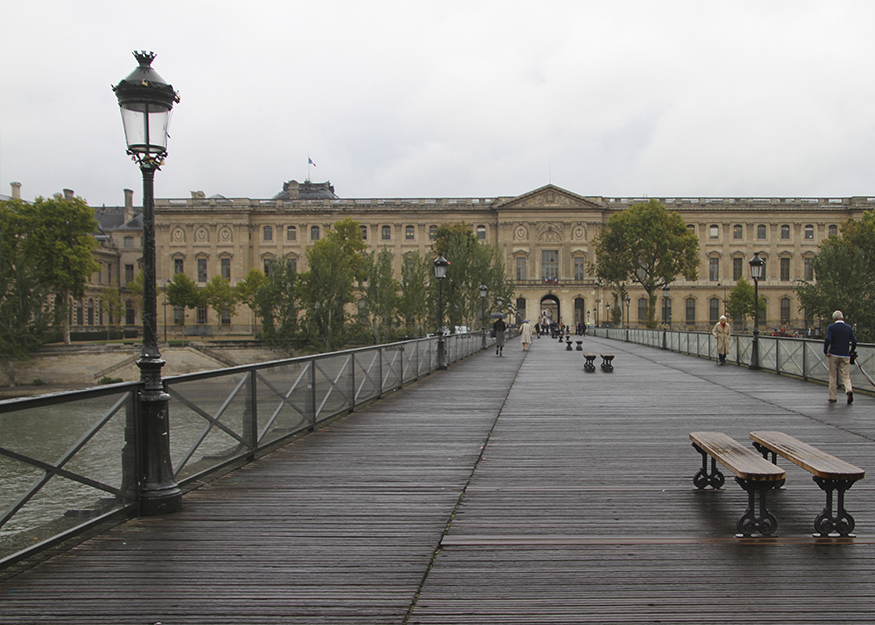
[575,340,583,351]
[600,353,615,372]
[565,338,573,351]
[583,353,597,372]
[689,431,786,536]
[750,431,866,536]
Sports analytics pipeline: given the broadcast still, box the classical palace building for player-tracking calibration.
[38,178,868,338]
[113,180,868,337]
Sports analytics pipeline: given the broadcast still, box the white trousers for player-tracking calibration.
[828,355,852,400]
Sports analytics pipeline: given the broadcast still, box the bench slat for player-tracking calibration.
[750,431,865,481]
[690,432,785,481]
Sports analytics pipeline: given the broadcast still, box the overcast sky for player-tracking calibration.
[3,1,875,207]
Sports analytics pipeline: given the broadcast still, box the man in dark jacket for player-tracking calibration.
[824,310,857,404]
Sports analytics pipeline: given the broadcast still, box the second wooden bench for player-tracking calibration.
[750,431,865,536]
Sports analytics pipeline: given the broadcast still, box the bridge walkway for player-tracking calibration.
[2,335,874,623]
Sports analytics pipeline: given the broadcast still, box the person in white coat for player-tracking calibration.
[712,316,731,365]
[520,319,532,351]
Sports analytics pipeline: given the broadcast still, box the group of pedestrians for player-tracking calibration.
[713,309,857,404]
[492,317,534,355]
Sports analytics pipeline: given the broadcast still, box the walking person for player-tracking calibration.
[520,319,532,351]
[824,310,857,404]
[712,315,731,365]
[493,317,507,356]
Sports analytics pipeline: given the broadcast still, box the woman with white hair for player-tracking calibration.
[712,315,731,365]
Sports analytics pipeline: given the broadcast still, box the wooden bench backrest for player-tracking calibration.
[690,431,785,481]
[750,431,865,481]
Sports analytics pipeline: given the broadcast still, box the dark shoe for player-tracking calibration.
[848,392,854,404]
[828,399,837,403]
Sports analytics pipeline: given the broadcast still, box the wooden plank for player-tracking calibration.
[690,431,785,481]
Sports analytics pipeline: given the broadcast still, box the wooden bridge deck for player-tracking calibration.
[2,335,875,624]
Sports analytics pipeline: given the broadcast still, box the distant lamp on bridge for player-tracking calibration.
[114,51,182,516]
[662,284,671,349]
[434,254,449,370]
[749,252,765,370]
[479,284,488,350]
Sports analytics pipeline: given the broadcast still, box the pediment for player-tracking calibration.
[497,185,605,211]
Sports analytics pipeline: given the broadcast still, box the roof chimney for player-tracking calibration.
[11,182,21,199]
[63,189,74,201]
[124,188,134,223]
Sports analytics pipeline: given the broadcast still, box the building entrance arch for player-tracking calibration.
[539,294,560,328]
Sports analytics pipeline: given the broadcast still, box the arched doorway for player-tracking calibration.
[539,294,560,327]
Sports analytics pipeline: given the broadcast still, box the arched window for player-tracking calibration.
[405,225,415,240]
[429,225,437,240]
[709,298,720,325]
[828,225,838,237]
[757,224,767,239]
[286,225,297,241]
[804,225,814,239]
[477,225,486,240]
[709,224,719,239]
[781,225,790,239]
[311,225,320,241]
[382,225,391,240]
[360,225,368,240]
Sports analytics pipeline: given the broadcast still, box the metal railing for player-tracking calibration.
[593,326,873,389]
[0,331,490,566]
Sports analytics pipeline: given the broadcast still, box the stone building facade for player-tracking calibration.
[134,181,870,337]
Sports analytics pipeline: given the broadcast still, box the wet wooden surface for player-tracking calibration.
[2,335,874,624]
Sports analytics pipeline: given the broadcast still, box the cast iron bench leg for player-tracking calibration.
[692,443,725,489]
[813,477,857,536]
[735,478,781,537]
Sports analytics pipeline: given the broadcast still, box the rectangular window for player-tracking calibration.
[197,306,208,325]
[709,258,719,281]
[573,257,585,281]
[286,226,297,241]
[542,250,558,282]
[804,257,814,281]
[709,225,719,239]
[781,298,790,324]
[125,302,135,325]
[221,308,231,325]
[709,298,720,324]
[221,257,231,281]
[197,258,208,282]
[405,225,415,240]
[382,225,391,240]
[360,225,368,240]
[733,225,743,239]
[311,226,320,241]
[263,226,273,241]
[757,224,767,239]
[124,264,134,284]
[174,258,184,274]
[686,299,695,324]
[732,257,743,281]
[637,298,647,323]
[780,257,790,281]
[516,257,526,281]
[781,225,790,239]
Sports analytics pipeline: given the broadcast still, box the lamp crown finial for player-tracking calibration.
[133,50,157,67]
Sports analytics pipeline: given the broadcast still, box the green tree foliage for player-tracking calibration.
[431,223,513,331]
[299,218,367,351]
[795,234,875,341]
[253,259,299,351]
[398,251,430,337]
[235,268,269,310]
[591,199,699,328]
[166,272,203,318]
[361,247,400,343]
[0,195,99,353]
[725,278,766,331]
[202,275,238,335]
[99,279,125,338]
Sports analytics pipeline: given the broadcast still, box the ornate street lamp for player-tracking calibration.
[595,299,601,328]
[479,284,488,350]
[749,252,765,370]
[113,51,181,515]
[605,302,611,327]
[434,254,449,369]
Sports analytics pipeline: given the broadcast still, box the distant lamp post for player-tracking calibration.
[479,284,488,350]
[163,279,170,342]
[624,295,631,341]
[434,254,449,370]
[749,252,765,370]
[662,284,671,349]
[114,51,181,516]
[595,299,601,328]
[605,302,611,327]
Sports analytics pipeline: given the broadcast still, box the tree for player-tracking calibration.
[202,275,238,335]
[252,259,299,351]
[299,218,367,351]
[795,236,875,341]
[398,251,430,337]
[0,200,53,358]
[725,278,766,331]
[432,223,513,332]
[166,272,203,325]
[591,199,699,328]
[361,247,400,343]
[14,194,100,345]
[99,279,125,339]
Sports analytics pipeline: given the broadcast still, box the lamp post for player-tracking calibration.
[662,284,671,349]
[434,254,449,370]
[113,51,181,515]
[605,302,611,328]
[749,252,765,370]
[595,299,600,328]
[624,295,631,341]
[479,284,488,350]
[162,279,170,343]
